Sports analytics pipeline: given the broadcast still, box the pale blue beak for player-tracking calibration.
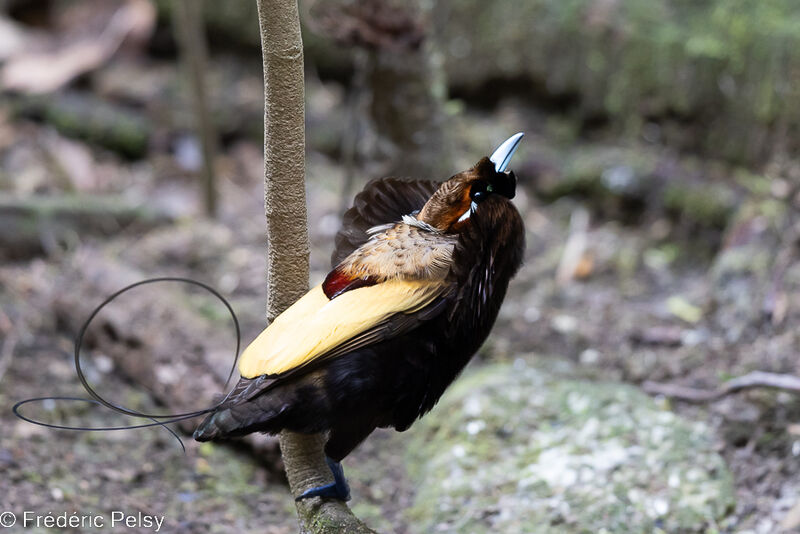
[489,132,524,172]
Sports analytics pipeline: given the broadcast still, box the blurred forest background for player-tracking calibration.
[1,0,799,532]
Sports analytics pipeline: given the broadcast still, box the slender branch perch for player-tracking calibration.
[643,371,800,402]
[256,0,375,531]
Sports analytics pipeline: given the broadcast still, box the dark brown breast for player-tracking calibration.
[446,195,526,350]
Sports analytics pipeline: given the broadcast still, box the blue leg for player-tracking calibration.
[295,457,351,502]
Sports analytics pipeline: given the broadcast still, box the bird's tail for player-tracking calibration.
[193,407,238,441]
[193,377,287,441]
[193,401,287,441]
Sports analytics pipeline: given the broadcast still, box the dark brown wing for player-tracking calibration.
[332,177,440,266]
[204,292,451,418]
[195,179,444,441]
[193,292,454,442]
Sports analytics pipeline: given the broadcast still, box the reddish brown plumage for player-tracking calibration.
[322,269,379,299]
[417,157,506,231]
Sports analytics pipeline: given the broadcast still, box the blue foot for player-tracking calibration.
[295,457,351,502]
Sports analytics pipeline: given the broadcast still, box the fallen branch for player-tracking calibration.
[643,371,800,402]
[0,193,171,259]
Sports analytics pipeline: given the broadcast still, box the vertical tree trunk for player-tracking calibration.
[256,0,375,531]
[368,46,449,178]
[305,0,451,181]
[366,0,450,179]
[173,0,218,218]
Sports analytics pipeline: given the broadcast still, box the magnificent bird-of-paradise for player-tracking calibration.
[195,133,526,501]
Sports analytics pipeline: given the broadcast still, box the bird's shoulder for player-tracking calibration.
[332,177,440,266]
[336,217,458,283]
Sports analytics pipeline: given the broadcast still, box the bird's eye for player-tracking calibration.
[470,182,490,203]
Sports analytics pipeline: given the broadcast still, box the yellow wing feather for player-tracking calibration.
[238,279,446,378]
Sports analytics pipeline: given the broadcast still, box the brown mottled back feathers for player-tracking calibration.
[336,221,457,282]
[332,177,440,266]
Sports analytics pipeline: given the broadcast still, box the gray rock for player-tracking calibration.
[406,361,735,533]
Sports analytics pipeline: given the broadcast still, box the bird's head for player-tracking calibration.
[417,133,524,233]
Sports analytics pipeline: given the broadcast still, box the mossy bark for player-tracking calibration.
[0,194,170,259]
[7,93,149,159]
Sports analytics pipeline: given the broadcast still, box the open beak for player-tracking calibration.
[489,132,524,173]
